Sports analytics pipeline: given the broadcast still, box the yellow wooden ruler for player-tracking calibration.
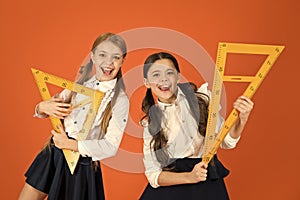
[203,46,224,157]
[202,43,284,164]
[31,68,104,174]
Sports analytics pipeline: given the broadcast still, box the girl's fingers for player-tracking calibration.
[58,103,72,108]
[52,97,64,102]
[238,96,254,106]
[56,107,72,114]
[51,130,56,135]
[200,169,207,175]
[233,103,250,112]
[53,111,68,119]
[201,162,208,169]
[195,161,208,169]
[56,103,72,114]
[234,96,254,112]
[235,99,252,107]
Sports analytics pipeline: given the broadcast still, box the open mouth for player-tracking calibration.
[101,67,114,76]
[158,85,170,92]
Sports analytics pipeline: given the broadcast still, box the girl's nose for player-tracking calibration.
[160,75,168,82]
[105,56,114,65]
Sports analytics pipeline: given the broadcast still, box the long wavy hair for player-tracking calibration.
[44,33,127,150]
[141,52,209,168]
[76,32,127,139]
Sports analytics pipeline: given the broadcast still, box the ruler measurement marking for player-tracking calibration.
[202,43,284,164]
[31,68,104,174]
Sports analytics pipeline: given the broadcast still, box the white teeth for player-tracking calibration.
[101,67,113,75]
[101,67,113,76]
[159,85,170,91]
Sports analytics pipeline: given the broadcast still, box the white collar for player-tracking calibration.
[157,87,185,110]
[85,76,117,93]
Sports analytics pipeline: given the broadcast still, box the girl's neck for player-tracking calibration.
[96,77,117,82]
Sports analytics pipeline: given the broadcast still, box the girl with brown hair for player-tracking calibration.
[19,32,129,200]
[139,52,254,200]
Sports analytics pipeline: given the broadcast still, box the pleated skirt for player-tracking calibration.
[140,155,230,200]
[25,143,105,200]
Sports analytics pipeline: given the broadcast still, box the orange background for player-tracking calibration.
[0,0,299,199]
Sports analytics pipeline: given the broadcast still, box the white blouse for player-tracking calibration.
[143,83,240,188]
[34,76,129,161]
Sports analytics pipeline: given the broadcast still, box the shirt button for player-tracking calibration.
[96,82,100,85]
[82,107,85,110]
[123,119,126,123]
[74,121,77,124]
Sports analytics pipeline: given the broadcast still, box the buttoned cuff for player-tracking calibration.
[33,104,48,118]
[77,141,91,157]
[145,170,162,188]
[223,133,240,148]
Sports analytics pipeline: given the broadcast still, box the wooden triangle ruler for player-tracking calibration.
[202,43,284,164]
[31,68,104,174]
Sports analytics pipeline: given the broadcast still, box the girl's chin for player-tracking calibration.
[99,77,113,81]
[96,73,114,81]
[158,94,176,103]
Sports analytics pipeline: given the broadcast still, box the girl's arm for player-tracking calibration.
[229,96,254,139]
[76,94,129,159]
[35,89,72,119]
[157,161,208,186]
[200,84,253,142]
[51,93,129,157]
[143,125,208,188]
[51,124,78,151]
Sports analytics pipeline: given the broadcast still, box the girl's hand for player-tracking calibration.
[38,95,72,119]
[51,125,78,151]
[188,161,208,183]
[233,96,254,123]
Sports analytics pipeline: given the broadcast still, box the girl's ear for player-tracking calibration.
[121,57,126,64]
[90,51,95,63]
[144,78,151,88]
[177,73,181,83]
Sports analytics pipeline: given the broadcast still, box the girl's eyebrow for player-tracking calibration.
[97,50,121,55]
[150,70,161,74]
[166,68,175,71]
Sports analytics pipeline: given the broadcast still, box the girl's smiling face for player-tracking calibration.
[91,40,124,81]
[144,58,180,104]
